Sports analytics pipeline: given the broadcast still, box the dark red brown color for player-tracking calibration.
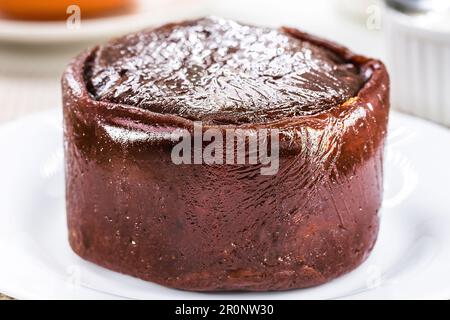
[63,17,390,291]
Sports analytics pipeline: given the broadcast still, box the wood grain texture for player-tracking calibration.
[0,293,13,300]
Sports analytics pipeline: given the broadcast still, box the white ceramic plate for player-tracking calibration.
[0,109,449,300]
[0,0,207,44]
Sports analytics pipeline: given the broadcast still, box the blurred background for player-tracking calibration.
[0,0,448,125]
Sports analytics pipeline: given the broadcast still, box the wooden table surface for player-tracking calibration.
[0,43,69,125]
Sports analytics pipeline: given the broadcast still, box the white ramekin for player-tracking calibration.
[385,6,450,127]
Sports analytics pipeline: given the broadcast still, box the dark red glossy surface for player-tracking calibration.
[85,17,365,125]
[63,18,390,291]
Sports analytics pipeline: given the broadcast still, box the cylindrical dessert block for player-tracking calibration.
[63,17,389,291]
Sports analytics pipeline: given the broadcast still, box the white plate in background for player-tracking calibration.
[0,109,449,300]
[0,0,208,44]
[0,0,385,61]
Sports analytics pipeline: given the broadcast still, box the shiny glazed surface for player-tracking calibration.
[85,17,365,124]
[63,18,390,291]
